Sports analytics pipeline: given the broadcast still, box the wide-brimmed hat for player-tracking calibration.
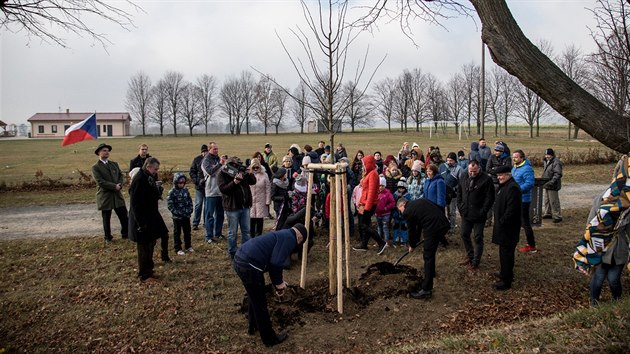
[94,143,112,155]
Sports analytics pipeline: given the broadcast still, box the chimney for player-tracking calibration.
[66,108,69,114]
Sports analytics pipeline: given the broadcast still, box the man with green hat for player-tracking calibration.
[92,143,128,243]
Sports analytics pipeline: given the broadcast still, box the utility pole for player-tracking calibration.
[479,40,486,138]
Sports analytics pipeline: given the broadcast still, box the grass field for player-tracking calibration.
[0,126,617,186]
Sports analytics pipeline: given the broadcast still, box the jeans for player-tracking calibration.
[392,222,407,244]
[376,214,391,242]
[460,219,485,266]
[521,202,535,247]
[590,262,625,306]
[204,196,224,240]
[173,217,192,251]
[101,206,129,240]
[226,208,251,257]
[192,189,205,227]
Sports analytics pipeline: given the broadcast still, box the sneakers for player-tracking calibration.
[177,250,185,256]
[206,238,215,244]
[187,247,194,253]
[377,242,388,255]
[352,244,368,251]
[518,244,538,253]
[192,225,199,231]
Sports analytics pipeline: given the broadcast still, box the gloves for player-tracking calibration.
[543,182,553,189]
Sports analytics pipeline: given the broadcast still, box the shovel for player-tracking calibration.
[393,240,423,267]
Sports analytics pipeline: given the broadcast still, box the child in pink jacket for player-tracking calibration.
[375,176,396,245]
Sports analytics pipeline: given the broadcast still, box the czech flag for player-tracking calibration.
[62,113,98,146]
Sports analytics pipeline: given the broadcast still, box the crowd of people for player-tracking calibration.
[90,137,630,346]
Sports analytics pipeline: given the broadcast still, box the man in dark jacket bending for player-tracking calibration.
[397,198,450,300]
[233,224,307,347]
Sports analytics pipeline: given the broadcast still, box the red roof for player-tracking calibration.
[27,112,131,122]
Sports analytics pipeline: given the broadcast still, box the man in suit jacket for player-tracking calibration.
[92,143,128,243]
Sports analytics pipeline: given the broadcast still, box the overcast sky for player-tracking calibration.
[1,0,598,128]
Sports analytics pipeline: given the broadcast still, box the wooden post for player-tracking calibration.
[335,165,344,313]
[328,175,336,295]
[300,170,315,289]
[341,166,351,289]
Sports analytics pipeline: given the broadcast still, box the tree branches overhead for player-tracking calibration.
[1,0,140,48]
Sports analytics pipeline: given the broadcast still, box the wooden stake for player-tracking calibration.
[335,165,344,313]
[300,171,315,289]
[329,176,336,295]
[341,167,351,289]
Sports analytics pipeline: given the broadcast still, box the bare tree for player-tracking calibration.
[487,66,516,136]
[445,72,466,134]
[557,45,590,139]
[393,70,413,132]
[255,75,278,135]
[342,80,373,132]
[271,86,289,134]
[240,71,257,135]
[0,0,139,49]
[196,74,217,136]
[588,0,630,119]
[292,82,311,133]
[219,71,256,135]
[359,1,630,153]
[163,71,184,137]
[125,71,152,136]
[426,73,448,132]
[151,79,168,136]
[180,82,202,136]
[409,68,430,132]
[276,0,384,153]
[372,77,396,132]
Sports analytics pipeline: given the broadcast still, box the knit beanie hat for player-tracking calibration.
[411,160,424,172]
[379,176,386,186]
[545,148,555,156]
[447,152,457,161]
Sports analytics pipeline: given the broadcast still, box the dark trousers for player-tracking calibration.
[161,233,169,260]
[233,256,278,345]
[460,219,485,266]
[358,208,384,248]
[250,218,264,237]
[101,206,128,240]
[521,202,535,247]
[173,217,192,251]
[137,239,156,280]
[498,244,516,285]
[422,233,442,291]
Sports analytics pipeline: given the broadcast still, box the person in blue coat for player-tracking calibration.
[423,164,446,209]
[511,150,537,253]
[232,224,307,347]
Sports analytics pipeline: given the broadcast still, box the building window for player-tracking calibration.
[51,125,57,133]
[38,125,44,134]
[64,125,70,132]
[103,125,107,133]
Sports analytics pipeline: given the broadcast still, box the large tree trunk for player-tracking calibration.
[471,0,630,153]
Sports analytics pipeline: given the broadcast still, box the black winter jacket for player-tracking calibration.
[492,177,522,247]
[218,167,256,211]
[457,171,495,223]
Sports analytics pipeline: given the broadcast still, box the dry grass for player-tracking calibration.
[1,207,629,353]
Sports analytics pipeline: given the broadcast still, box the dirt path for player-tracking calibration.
[0,183,609,241]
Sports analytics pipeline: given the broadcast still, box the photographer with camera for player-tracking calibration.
[219,156,257,259]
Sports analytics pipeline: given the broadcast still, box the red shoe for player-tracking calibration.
[518,244,537,253]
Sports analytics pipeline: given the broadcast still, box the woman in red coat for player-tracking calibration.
[352,155,387,254]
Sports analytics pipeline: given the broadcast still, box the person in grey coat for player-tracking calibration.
[541,148,563,223]
[92,143,128,243]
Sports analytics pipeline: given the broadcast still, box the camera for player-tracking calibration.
[224,160,247,178]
